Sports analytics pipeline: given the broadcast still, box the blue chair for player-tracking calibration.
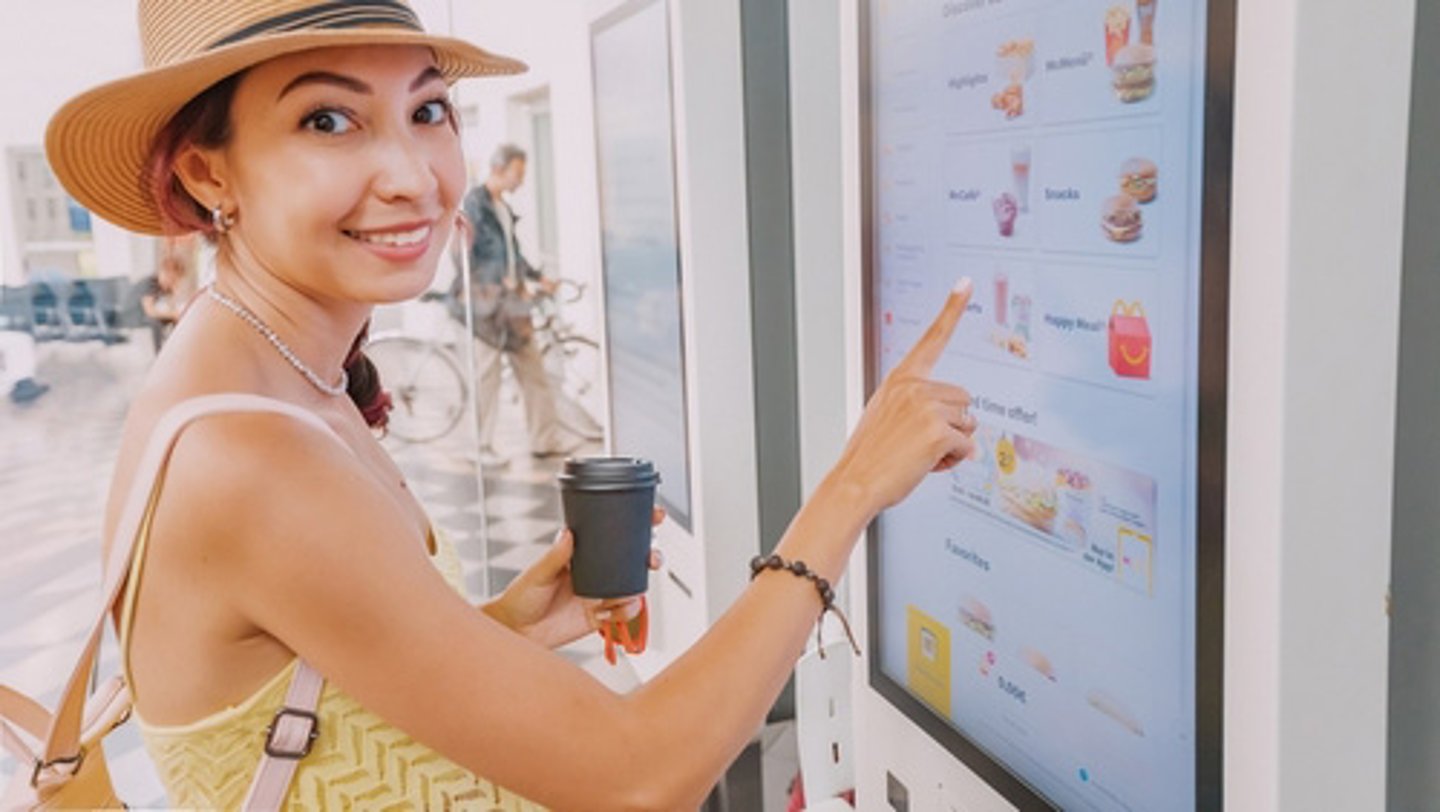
[0,286,32,334]
[29,280,66,342]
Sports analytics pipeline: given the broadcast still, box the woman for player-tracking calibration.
[48,2,978,809]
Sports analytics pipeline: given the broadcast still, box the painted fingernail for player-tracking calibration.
[953,277,973,296]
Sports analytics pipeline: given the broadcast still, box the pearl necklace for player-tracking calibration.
[205,286,350,397]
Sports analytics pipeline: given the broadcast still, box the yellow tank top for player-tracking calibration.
[119,516,545,811]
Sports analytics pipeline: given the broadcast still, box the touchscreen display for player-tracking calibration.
[592,0,693,528]
[868,0,1220,808]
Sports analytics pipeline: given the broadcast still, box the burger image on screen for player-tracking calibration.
[1111,44,1156,103]
[1102,194,1144,242]
[1119,157,1159,203]
[959,597,995,640]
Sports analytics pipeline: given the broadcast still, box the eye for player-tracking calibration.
[413,99,453,126]
[301,108,355,135]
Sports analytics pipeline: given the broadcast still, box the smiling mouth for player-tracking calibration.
[344,225,432,247]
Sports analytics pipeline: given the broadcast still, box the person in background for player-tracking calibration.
[0,329,48,404]
[139,236,197,352]
[453,144,589,465]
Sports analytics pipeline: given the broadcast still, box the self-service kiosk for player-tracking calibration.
[838,0,1417,809]
[589,0,786,681]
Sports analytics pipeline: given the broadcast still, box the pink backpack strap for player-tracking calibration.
[34,393,346,808]
[244,660,324,810]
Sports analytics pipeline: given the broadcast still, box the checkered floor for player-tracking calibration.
[0,329,626,808]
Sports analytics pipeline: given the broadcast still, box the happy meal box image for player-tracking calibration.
[1108,300,1151,379]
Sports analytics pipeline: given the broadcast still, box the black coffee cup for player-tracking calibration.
[559,456,661,599]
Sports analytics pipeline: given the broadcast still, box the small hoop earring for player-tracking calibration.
[211,206,235,235]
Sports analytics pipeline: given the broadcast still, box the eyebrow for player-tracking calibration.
[277,66,446,101]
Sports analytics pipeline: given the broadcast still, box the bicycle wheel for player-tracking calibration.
[366,334,467,443]
[546,335,604,439]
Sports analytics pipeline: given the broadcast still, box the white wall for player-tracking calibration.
[0,4,144,285]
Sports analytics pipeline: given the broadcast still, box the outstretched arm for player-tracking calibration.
[151,279,975,811]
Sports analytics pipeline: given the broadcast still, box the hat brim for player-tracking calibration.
[46,28,526,235]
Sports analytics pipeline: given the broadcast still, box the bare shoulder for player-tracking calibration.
[147,401,372,559]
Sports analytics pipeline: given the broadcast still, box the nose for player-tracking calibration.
[370,130,442,203]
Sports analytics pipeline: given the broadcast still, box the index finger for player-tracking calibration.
[898,277,973,375]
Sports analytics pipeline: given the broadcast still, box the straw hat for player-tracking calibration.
[46,0,526,235]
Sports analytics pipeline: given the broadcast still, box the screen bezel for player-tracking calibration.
[859,1,1235,807]
[589,0,696,531]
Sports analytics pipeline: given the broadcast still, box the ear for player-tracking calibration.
[171,144,231,212]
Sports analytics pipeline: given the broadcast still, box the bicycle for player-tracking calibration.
[528,279,603,432]
[367,281,602,445]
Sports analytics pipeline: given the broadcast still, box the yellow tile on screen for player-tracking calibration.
[907,605,953,717]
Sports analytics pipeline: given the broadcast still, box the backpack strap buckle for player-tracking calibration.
[263,707,319,760]
[30,748,85,788]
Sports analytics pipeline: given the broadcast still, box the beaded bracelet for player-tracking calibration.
[749,553,861,658]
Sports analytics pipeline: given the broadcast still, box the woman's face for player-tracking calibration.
[211,45,464,303]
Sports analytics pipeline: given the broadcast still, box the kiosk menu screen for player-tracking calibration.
[592,0,693,528]
[867,0,1228,808]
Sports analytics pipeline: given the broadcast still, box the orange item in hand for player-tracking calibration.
[599,596,649,665]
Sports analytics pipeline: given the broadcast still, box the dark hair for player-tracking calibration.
[145,73,393,430]
[345,323,393,431]
[490,143,526,171]
[146,73,242,237]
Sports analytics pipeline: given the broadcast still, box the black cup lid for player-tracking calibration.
[558,456,660,487]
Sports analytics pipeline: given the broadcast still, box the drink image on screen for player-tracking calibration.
[1056,466,1094,546]
[1137,0,1157,45]
[1010,145,1032,211]
[1105,5,1131,65]
[993,193,1019,237]
[558,457,660,598]
[1111,44,1156,102]
[1011,293,1033,341]
[994,273,1009,325]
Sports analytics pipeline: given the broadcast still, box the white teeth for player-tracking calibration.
[350,225,430,247]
